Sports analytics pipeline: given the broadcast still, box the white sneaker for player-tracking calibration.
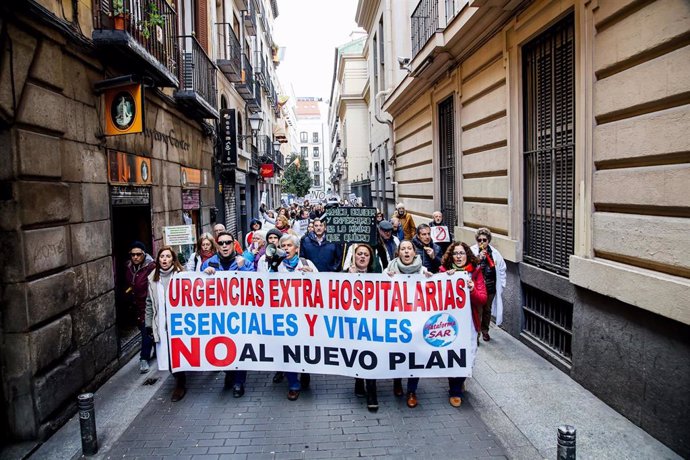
[139,359,150,374]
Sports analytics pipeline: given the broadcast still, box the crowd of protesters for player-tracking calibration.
[122,199,506,411]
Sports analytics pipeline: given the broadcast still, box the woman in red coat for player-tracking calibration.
[440,241,487,407]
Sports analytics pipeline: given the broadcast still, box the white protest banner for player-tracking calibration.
[161,271,475,379]
[430,226,451,243]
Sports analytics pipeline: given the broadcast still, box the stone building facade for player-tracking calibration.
[328,37,370,199]
[0,0,216,443]
[380,0,690,456]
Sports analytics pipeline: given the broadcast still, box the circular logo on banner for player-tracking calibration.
[423,313,458,347]
[111,91,136,131]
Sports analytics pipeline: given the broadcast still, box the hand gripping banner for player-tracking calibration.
[159,271,475,379]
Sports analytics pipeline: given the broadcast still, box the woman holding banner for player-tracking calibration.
[385,240,432,408]
[346,243,381,412]
[440,242,486,407]
[184,232,217,272]
[145,246,186,401]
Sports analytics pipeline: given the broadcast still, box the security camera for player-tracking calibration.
[397,57,411,71]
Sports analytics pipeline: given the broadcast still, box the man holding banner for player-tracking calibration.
[201,232,254,397]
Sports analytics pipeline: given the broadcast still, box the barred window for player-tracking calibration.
[523,13,575,275]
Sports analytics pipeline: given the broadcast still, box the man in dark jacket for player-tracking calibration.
[411,224,442,273]
[201,232,253,397]
[124,241,156,373]
[300,218,343,273]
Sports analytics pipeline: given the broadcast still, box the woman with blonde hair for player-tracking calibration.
[185,232,217,272]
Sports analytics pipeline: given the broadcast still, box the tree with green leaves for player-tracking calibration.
[281,156,313,198]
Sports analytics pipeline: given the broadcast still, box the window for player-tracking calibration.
[313,174,321,187]
[314,161,320,172]
[523,13,575,275]
[372,33,378,94]
[313,147,319,157]
[300,147,307,158]
[522,285,573,363]
[438,96,456,228]
[312,132,319,143]
[300,132,307,142]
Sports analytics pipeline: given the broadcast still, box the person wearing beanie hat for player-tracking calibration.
[245,218,263,248]
[124,240,156,374]
[266,227,283,244]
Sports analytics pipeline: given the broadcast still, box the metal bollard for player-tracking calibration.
[557,425,576,460]
[77,393,98,455]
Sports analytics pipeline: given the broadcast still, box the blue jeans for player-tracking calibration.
[448,377,466,397]
[395,378,419,393]
[285,372,300,390]
[139,323,153,361]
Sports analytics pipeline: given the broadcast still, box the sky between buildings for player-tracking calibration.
[274,0,362,101]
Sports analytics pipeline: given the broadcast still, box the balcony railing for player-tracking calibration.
[93,0,179,87]
[411,0,440,58]
[174,35,219,119]
[247,80,261,112]
[243,0,257,36]
[216,23,242,82]
[256,134,273,161]
[255,52,267,88]
[235,53,255,98]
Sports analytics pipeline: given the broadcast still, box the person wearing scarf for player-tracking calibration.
[440,241,487,407]
[242,230,267,271]
[201,232,254,398]
[346,244,382,412]
[384,240,432,408]
[272,234,317,401]
[144,246,185,401]
[185,233,217,272]
[125,240,156,374]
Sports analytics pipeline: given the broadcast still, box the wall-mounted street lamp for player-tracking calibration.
[238,112,264,140]
[272,140,281,153]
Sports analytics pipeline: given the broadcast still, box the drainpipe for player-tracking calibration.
[374,88,396,208]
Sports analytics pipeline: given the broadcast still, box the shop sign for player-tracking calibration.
[182,189,200,210]
[235,170,247,185]
[110,185,150,206]
[219,109,237,169]
[107,150,153,185]
[104,84,144,136]
[259,163,274,178]
[181,167,201,188]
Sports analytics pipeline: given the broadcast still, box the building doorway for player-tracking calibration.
[111,191,153,356]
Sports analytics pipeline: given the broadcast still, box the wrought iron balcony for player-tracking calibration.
[274,151,284,170]
[216,23,242,82]
[411,0,440,58]
[249,150,260,174]
[243,0,257,36]
[247,80,261,113]
[93,0,179,87]
[235,53,255,98]
[174,35,219,120]
[255,134,273,162]
[255,52,267,88]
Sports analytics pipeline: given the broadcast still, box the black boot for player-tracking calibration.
[366,380,378,412]
[272,371,284,383]
[354,378,366,397]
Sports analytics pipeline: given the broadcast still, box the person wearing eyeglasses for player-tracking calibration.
[124,241,156,374]
[440,242,487,407]
[201,232,254,398]
[470,228,507,341]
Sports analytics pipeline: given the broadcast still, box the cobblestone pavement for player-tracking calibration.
[107,371,506,459]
